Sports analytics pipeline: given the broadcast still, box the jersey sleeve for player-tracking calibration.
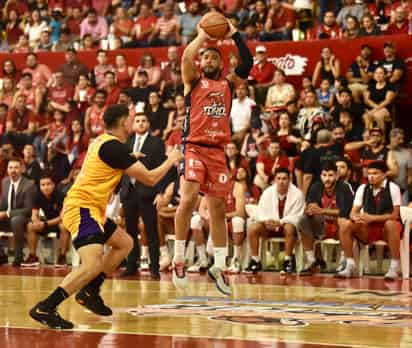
[98,139,137,170]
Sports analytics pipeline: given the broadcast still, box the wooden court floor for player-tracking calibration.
[1,266,412,348]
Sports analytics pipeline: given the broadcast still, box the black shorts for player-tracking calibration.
[72,218,117,250]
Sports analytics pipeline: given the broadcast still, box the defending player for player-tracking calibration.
[172,20,253,295]
[29,104,182,329]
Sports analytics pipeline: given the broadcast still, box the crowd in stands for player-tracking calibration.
[0,0,410,280]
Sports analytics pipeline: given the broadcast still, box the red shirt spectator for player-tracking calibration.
[4,0,28,17]
[266,1,296,31]
[133,4,157,41]
[166,129,182,148]
[23,53,52,88]
[48,84,74,105]
[249,46,276,86]
[307,11,342,40]
[66,0,91,12]
[386,6,409,34]
[7,97,38,132]
[256,151,289,177]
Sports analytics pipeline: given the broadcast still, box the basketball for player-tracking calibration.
[199,12,229,39]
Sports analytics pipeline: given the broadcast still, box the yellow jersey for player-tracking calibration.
[64,133,132,223]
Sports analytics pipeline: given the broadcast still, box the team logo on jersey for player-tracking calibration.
[203,92,226,118]
[200,79,209,89]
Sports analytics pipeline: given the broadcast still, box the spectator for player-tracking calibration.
[49,9,64,44]
[24,9,48,48]
[367,0,392,28]
[0,104,8,135]
[265,69,296,110]
[277,111,301,157]
[114,54,135,90]
[358,127,398,181]
[363,66,396,133]
[331,87,365,127]
[0,158,36,266]
[135,53,162,88]
[318,0,342,22]
[388,128,412,204]
[379,42,406,87]
[13,34,31,54]
[3,0,29,18]
[225,141,250,179]
[66,7,83,39]
[337,0,365,28]
[111,6,134,43]
[261,0,296,41]
[248,45,276,106]
[57,48,89,88]
[307,11,342,40]
[179,0,202,44]
[230,82,256,147]
[2,59,20,84]
[248,0,268,27]
[22,173,70,267]
[23,53,53,89]
[125,3,157,48]
[149,4,181,46]
[145,91,169,137]
[160,46,180,88]
[73,74,95,115]
[80,8,109,43]
[0,78,16,107]
[336,156,357,191]
[296,90,325,139]
[339,110,363,142]
[162,67,184,109]
[342,15,360,39]
[52,28,73,52]
[91,50,114,89]
[165,113,184,153]
[44,144,71,184]
[298,161,353,275]
[316,78,334,112]
[359,13,382,36]
[386,6,409,34]
[346,44,375,103]
[15,72,40,112]
[312,47,341,87]
[6,94,38,150]
[5,9,24,48]
[65,119,89,165]
[254,138,289,190]
[163,94,185,140]
[337,161,402,280]
[84,89,107,137]
[300,129,344,195]
[22,144,41,185]
[48,71,74,113]
[128,70,155,105]
[102,71,121,106]
[246,168,304,274]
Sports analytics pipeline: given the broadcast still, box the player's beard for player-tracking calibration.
[203,67,220,80]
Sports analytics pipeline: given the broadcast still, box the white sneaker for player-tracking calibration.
[336,264,358,278]
[208,265,232,296]
[159,254,171,272]
[172,262,188,290]
[384,267,400,281]
[187,259,208,273]
[228,258,241,273]
[140,258,149,271]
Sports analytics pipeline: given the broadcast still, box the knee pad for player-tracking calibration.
[231,216,245,233]
[190,214,203,230]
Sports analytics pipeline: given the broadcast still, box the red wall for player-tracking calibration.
[2,34,412,97]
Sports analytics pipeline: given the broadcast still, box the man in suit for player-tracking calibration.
[120,113,168,278]
[0,158,36,266]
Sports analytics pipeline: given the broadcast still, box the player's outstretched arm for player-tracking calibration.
[181,26,210,88]
[125,148,183,187]
[226,20,253,80]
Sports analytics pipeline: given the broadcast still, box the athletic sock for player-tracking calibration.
[346,258,355,268]
[305,250,315,264]
[174,240,186,263]
[141,246,149,259]
[284,255,291,261]
[196,244,207,263]
[233,245,241,260]
[213,247,227,269]
[389,259,400,270]
[83,272,107,294]
[252,255,261,263]
[42,286,69,310]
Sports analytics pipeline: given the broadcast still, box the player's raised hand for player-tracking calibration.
[224,19,238,39]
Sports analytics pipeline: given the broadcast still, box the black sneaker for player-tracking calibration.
[244,259,262,274]
[75,289,112,316]
[29,302,74,330]
[280,258,294,275]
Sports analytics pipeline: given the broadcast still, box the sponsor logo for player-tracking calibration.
[265,54,308,76]
[200,79,209,89]
[126,295,412,328]
[218,173,228,184]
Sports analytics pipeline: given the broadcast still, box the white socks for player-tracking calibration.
[390,259,400,270]
[214,247,227,269]
[346,257,355,268]
[305,250,315,264]
[174,240,186,263]
[233,245,241,260]
[141,246,149,259]
[196,244,207,263]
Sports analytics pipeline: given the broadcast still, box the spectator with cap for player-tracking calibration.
[261,0,296,41]
[248,45,276,106]
[80,8,109,44]
[388,128,412,204]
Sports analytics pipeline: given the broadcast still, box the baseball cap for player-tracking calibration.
[255,45,267,53]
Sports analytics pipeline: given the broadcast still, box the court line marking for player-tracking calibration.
[0,324,363,348]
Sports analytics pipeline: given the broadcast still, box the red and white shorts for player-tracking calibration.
[183,143,231,198]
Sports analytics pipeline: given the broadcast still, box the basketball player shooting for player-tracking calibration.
[172,19,253,295]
